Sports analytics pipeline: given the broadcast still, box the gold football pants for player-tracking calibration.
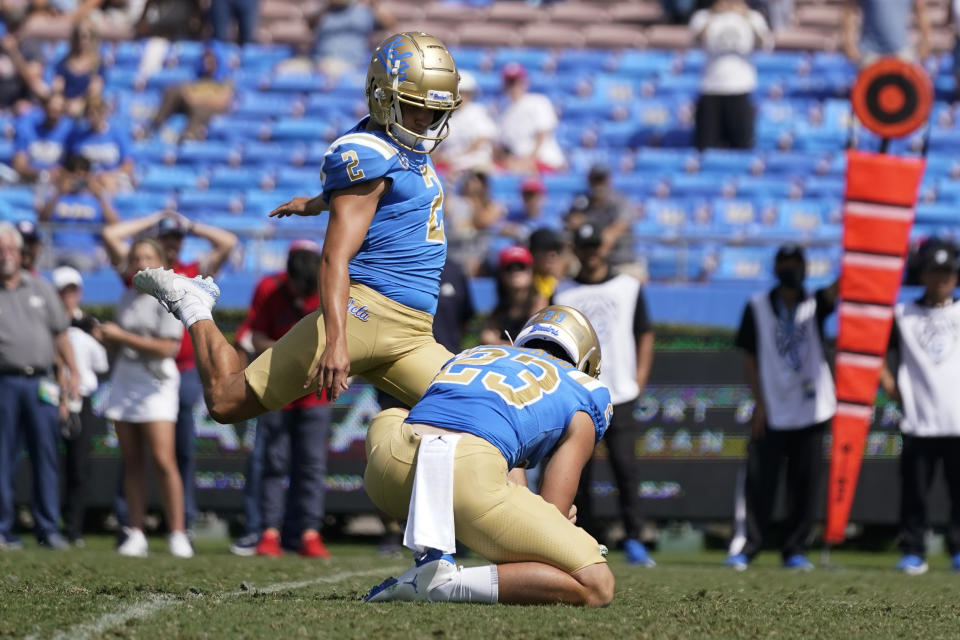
[363,408,607,573]
[245,282,453,410]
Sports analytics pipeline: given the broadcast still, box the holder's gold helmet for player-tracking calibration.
[365,32,461,154]
[514,305,602,378]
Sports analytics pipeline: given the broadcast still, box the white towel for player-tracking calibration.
[403,434,461,555]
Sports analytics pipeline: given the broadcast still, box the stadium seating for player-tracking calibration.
[7,4,960,328]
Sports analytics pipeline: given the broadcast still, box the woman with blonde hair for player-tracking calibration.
[99,236,192,558]
[52,18,104,115]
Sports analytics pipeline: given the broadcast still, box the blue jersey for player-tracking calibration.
[67,122,130,172]
[50,192,103,249]
[407,345,613,469]
[320,117,446,314]
[14,112,73,170]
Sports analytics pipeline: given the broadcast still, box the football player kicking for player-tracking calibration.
[363,307,617,607]
[132,32,464,422]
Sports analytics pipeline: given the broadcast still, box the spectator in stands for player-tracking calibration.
[500,177,547,243]
[68,0,150,33]
[309,0,394,77]
[38,153,120,270]
[0,221,78,551]
[690,0,773,151]
[13,92,71,183]
[444,169,504,276]
[102,209,237,534]
[555,223,656,567]
[249,241,333,559]
[528,227,568,303]
[67,96,135,192]
[53,266,108,547]
[496,62,566,173]
[725,244,837,572]
[479,245,547,345]
[210,0,258,46]
[879,238,960,575]
[843,0,931,65]
[434,71,497,175]
[433,254,476,357]
[15,219,42,273]
[564,164,635,268]
[0,16,46,113]
[147,41,234,142]
[134,0,204,40]
[99,237,192,558]
[52,18,104,115]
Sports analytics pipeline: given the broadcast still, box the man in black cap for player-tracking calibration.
[15,220,41,273]
[528,227,567,303]
[726,243,838,572]
[564,163,634,266]
[554,223,656,566]
[880,238,960,575]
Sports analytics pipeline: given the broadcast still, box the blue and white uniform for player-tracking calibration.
[320,117,446,314]
[408,345,613,468]
[14,111,73,170]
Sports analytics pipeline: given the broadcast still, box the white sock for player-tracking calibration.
[177,295,213,329]
[430,565,499,603]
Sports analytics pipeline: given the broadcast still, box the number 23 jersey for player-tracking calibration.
[320,117,446,315]
[407,345,614,469]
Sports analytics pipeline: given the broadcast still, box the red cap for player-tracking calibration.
[498,245,533,269]
[502,62,528,83]
[289,238,320,254]
[521,177,545,195]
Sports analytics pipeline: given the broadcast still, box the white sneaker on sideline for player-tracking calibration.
[168,531,194,558]
[132,268,220,318]
[118,528,148,557]
[365,550,457,602]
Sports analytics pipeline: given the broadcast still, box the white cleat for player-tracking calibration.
[117,528,149,558]
[168,531,195,559]
[364,550,457,602]
[132,267,220,318]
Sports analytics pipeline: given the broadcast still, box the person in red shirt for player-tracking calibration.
[246,240,332,558]
[102,210,237,530]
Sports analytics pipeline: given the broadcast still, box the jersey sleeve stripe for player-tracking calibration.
[328,133,398,160]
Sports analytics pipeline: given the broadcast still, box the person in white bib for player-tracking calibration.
[881,238,960,575]
[554,224,656,567]
[726,244,837,571]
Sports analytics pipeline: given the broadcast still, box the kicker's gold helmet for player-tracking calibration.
[365,32,462,154]
[514,305,602,378]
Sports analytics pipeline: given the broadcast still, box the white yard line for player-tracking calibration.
[40,566,404,640]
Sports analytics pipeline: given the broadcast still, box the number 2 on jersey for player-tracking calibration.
[341,150,365,182]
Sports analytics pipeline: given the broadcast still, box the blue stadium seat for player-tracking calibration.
[712,199,759,230]
[178,190,243,216]
[761,151,825,176]
[925,154,960,178]
[493,48,553,71]
[233,91,304,118]
[114,192,173,217]
[209,166,272,191]
[488,174,524,200]
[177,140,241,166]
[916,203,960,226]
[927,129,960,153]
[240,43,294,69]
[267,118,331,142]
[139,166,203,191]
[801,176,846,200]
[273,167,322,190]
[241,141,308,166]
[0,186,35,208]
[146,67,196,90]
[448,47,491,72]
[596,121,641,149]
[0,139,15,164]
[611,174,660,200]
[264,74,326,93]
[753,51,806,76]
[655,74,700,96]
[698,150,760,175]
[639,199,692,232]
[775,200,828,233]
[633,148,695,174]
[713,246,777,282]
[560,97,619,122]
[612,50,673,76]
[735,176,797,200]
[207,115,268,141]
[667,174,731,198]
[541,174,585,198]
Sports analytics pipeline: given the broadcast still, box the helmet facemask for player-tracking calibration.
[385,85,455,154]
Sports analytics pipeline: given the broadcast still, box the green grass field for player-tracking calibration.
[2,539,959,639]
